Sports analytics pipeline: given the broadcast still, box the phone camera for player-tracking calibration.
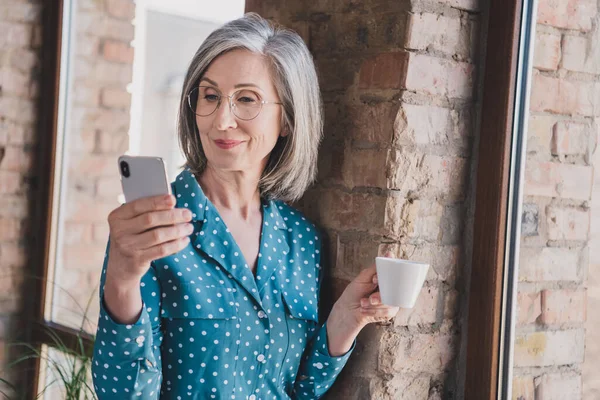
[120,161,130,178]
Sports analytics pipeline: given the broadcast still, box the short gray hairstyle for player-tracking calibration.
[177,12,323,202]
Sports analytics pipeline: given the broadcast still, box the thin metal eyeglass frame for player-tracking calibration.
[187,85,283,121]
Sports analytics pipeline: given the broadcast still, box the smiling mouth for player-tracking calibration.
[214,140,243,149]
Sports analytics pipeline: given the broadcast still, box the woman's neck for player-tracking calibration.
[198,166,262,221]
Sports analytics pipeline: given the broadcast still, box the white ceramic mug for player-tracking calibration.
[375,257,430,308]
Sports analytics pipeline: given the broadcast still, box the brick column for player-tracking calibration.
[246,1,482,398]
[0,0,43,393]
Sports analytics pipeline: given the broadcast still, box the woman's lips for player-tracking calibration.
[214,140,243,149]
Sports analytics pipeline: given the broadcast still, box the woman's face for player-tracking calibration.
[194,49,285,175]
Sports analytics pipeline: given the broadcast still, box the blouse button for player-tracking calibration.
[256,354,266,363]
[257,311,267,319]
[135,336,145,345]
[145,359,153,368]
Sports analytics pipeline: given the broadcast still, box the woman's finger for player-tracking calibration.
[359,307,397,317]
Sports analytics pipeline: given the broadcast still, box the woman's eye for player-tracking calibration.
[237,96,257,104]
[204,94,219,102]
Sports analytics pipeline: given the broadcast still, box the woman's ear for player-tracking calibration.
[280,126,290,137]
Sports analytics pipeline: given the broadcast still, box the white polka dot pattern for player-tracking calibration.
[91,168,354,399]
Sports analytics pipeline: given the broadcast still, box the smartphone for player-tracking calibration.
[118,155,171,203]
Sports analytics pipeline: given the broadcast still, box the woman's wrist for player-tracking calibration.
[103,273,143,325]
[326,302,362,357]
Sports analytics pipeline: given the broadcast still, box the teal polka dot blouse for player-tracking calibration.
[92,168,354,399]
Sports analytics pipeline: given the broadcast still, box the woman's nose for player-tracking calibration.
[213,97,237,131]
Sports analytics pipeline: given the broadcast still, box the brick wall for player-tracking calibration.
[54,0,134,333]
[0,0,43,393]
[0,0,134,394]
[245,0,482,398]
[512,0,600,398]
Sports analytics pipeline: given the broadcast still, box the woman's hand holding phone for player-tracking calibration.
[102,194,193,324]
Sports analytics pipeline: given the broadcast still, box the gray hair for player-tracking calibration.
[177,12,323,202]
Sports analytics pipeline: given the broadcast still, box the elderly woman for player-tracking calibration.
[92,13,398,399]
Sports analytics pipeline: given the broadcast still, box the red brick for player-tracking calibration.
[31,23,42,48]
[106,0,135,20]
[394,286,439,326]
[385,195,444,240]
[62,222,94,245]
[100,87,131,109]
[438,0,479,11]
[535,373,582,399]
[381,374,430,399]
[517,291,541,325]
[512,375,535,400]
[0,243,26,267]
[527,115,556,156]
[380,331,456,373]
[0,195,29,219]
[96,176,122,199]
[0,97,36,124]
[332,233,381,277]
[358,52,409,89]
[0,218,21,241]
[530,73,598,117]
[85,110,130,133]
[0,120,37,147]
[0,171,21,194]
[388,150,468,201]
[65,194,118,223]
[97,131,129,154]
[546,206,590,241]
[540,289,586,324]
[93,60,133,84]
[102,19,135,42]
[102,40,134,64]
[561,35,600,74]
[537,0,597,31]
[0,146,33,172]
[396,103,470,148]
[316,57,360,92]
[405,54,474,99]
[8,48,38,73]
[552,121,591,157]
[345,102,397,145]
[0,2,41,23]
[514,329,585,367]
[0,22,32,48]
[524,161,592,201]
[443,288,459,319]
[405,13,468,59]
[519,247,583,282]
[342,147,388,188]
[303,189,387,233]
[533,32,561,71]
[93,222,110,243]
[68,155,117,176]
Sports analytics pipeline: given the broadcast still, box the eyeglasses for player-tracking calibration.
[187,85,283,121]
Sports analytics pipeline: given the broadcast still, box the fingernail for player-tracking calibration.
[370,297,379,305]
[360,299,368,307]
[373,276,378,284]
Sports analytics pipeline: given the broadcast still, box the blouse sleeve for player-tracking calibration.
[91,240,164,398]
[292,235,355,399]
